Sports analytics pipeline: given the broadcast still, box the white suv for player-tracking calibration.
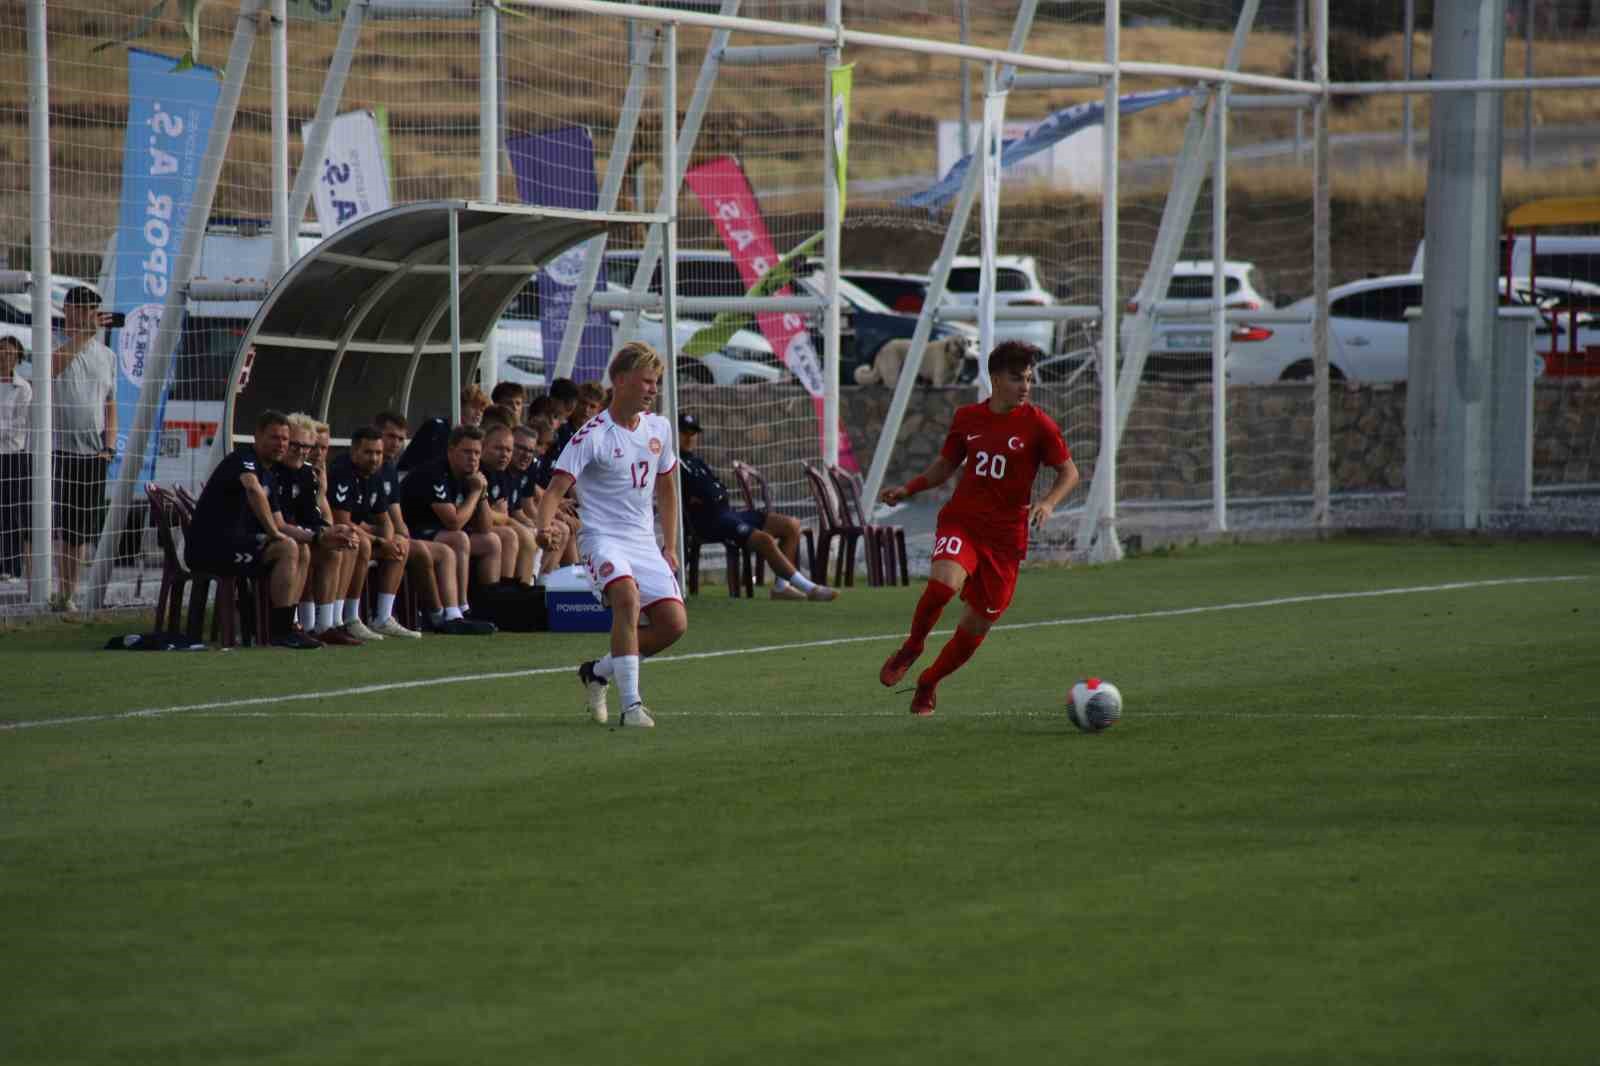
[943,254,1057,354]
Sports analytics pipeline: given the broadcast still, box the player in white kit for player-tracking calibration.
[534,342,687,728]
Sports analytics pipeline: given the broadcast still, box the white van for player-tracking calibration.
[1411,235,1600,286]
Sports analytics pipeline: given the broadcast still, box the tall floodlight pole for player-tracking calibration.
[1311,0,1330,528]
[1094,0,1121,563]
[1409,0,1507,529]
[269,0,291,282]
[822,0,843,466]
[478,0,501,387]
[27,0,54,609]
[86,0,267,608]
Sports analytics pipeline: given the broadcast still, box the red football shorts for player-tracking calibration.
[930,519,1021,621]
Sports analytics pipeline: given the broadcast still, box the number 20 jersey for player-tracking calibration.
[936,401,1070,559]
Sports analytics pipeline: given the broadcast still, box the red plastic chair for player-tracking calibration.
[144,483,190,634]
[684,526,754,598]
[829,465,909,587]
[802,463,865,587]
[171,491,272,647]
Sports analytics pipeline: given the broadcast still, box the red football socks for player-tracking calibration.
[905,579,957,653]
[919,625,987,688]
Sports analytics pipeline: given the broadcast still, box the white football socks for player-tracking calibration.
[374,593,396,625]
[343,598,361,624]
[296,601,315,631]
[592,654,615,681]
[783,570,818,593]
[613,654,642,709]
[315,603,338,633]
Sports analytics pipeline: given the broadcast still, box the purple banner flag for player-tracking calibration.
[506,127,613,384]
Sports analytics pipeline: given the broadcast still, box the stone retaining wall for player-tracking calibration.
[678,379,1600,506]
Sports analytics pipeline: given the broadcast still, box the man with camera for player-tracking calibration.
[48,286,117,611]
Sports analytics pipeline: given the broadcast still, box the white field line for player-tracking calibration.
[3,574,1588,733]
[173,710,1597,723]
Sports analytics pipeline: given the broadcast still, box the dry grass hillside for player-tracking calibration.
[3,2,1597,293]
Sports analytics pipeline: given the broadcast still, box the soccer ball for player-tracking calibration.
[1068,678,1123,733]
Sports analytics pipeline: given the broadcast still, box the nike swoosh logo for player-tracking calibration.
[966,434,982,441]
[985,607,1001,615]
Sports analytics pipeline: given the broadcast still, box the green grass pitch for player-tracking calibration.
[4,540,1599,1065]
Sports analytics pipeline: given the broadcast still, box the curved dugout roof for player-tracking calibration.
[222,200,661,447]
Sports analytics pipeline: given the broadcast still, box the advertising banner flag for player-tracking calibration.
[107,48,220,480]
[506,127,613,384]
[684,156,858,470]
[829,63,853,215]
[899,88,1191,211]
[302,109,391,236]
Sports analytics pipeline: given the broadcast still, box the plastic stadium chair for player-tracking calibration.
[829,465,908,587]
[802,463,865,587]
[684,525,754,598]
[171,490,272,647]
[144,483,190,635]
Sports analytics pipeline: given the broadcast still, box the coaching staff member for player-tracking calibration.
[185,409,319,649]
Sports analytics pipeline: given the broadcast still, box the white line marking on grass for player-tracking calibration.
[175,710,1597,723]
[4,574,1588,732]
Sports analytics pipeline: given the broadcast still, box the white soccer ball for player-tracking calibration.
[1068,678,1123,733]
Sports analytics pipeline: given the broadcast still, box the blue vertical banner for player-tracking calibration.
[505,127,613,384]
[108,49,220,480]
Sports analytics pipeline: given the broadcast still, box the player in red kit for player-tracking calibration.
[878,341,1080,715]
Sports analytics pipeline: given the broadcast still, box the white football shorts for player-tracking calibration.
[580,533,683,609]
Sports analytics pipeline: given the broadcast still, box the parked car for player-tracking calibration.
[1413,234,1600,288]
[792,269,980,382]
[504,265,785,388]
[1227,273,1596,384]
[608,249,978,383]
[834,269,937,315]
[943,254,1058,354]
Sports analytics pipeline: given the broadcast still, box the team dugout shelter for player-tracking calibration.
[217,201,664,456]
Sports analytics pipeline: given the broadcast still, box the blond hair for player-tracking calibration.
[287,412,318,437]
[608,340,664,381]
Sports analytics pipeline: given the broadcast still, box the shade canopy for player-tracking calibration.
[221,200,659,448]
[1505,196,1600,230]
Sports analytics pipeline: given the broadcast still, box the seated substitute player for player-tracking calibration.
[676,412,836,602]
[328,426,420,639]
[373,408,466,631]
[183,409,318,649]
[479,421,539,586]
[877,340,1080,716]
[490,380,526,425]
[534,342,686,729]
[279,413,363,645]
[509,422,574,576]
[399,423,501,629]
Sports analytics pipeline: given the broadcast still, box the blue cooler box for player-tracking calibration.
[542,566,613,633]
